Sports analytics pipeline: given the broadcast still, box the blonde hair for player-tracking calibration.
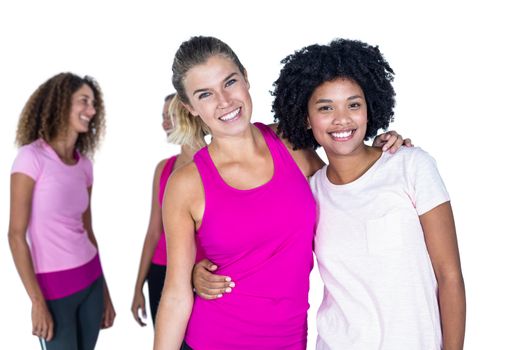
[167,94,208,149]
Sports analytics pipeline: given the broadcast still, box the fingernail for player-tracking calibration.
[229,282,235,287]
[217,294,223,298]
[225,276,231,282]
[225,287,232,293]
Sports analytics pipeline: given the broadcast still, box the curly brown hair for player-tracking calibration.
[15,72,106,156]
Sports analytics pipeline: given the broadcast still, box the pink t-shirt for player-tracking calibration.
[11,139,102,299]
[185,123,316,349]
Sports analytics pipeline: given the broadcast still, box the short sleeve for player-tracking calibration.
[82,156,94,187]
[11,144,41,181]
[408,148,450,216]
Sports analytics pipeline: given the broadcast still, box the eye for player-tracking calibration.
[318,105,333,112]
[349,102,361,109]
[225,78,237,87]
[198,92,211,100]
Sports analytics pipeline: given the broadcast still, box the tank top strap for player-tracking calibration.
[158,155,177,205]
[193,146,224,192]
[253,122,301,176]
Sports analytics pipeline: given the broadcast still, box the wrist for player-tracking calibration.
[30,294,46,305]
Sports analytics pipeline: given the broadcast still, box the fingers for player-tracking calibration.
[193,259,236,300]
[403,137,413,147]
[33,319,54,341]
[102,304,116,329]
[203,272,232,283]
[381,133,396,152]
[195,258,218,272]
[381,131,405,153]
[131,292,147,326]
[131,304,146,327]
[195,281,236,300]
[45,324,54,342]
[32,301,54,341]
[193,261,231,283]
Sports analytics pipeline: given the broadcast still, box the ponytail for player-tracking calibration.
[167,94,207,149]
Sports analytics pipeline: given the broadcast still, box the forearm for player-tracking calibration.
[153,290,194,349]
[438,274,466,350]
[8,233,45,303]
[134,233,160,291]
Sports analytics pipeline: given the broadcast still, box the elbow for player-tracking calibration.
[8,229,26,251]
[145,228,162,241]
[436,270,465,296]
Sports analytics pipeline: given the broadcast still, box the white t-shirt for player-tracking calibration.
[310,147,450,350]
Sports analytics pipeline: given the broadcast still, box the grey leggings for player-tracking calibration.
[39,277,104,350]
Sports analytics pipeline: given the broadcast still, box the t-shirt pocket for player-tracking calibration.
[365,211,409,256]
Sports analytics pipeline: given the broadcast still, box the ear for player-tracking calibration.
[306,116,312,130]
[181,101,199,117]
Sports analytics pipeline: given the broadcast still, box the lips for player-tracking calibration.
[219,107,241,122]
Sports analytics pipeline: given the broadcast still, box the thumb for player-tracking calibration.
[206,261,218,271]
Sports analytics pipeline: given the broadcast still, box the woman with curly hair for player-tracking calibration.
[8,72,116,350]
[271,39,466,349]
[153,36,408,350]
[131,93,207,328]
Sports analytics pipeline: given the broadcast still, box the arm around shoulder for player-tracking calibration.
[268,123,324,177]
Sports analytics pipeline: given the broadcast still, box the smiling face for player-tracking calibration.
[181,55,252,138]
[68,84,96,135]
[307,78,367,159]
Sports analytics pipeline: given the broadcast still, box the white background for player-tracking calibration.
[1,0,523,348]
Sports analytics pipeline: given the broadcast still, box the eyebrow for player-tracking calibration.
[78,94,96,103]
[192,72,239,96]
[314,95,363,104]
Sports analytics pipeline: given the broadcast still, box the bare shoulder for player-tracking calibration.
[266,122,324,177]
[267,122,278,133]
[165,161,204,222]
[154,158,169,177]
[265,122,324,177]
[167,162,203,199]
[266,123,293,149]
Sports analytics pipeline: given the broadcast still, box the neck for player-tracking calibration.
[207,124,261,162]
[48,132,79,164]
[326,145,382,185]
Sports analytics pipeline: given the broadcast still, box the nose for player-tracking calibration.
[86,103,96,116]
[216,90,232,108]
[333,109,352,126]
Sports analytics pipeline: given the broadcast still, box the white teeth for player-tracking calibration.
[331,130,353,138]
[80,115,90,122]
[220,108,240,121]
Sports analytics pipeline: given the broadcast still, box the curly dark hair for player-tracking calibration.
[272,39,395,149]
[15,72,106,156]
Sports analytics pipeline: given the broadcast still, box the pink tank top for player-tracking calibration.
[185,123,316,349]
[151,155,177,266]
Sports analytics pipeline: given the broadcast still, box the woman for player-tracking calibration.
[8,73,116,350]
[272,39,466,349]
[153,36,405,350]
[131,93,206,327]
